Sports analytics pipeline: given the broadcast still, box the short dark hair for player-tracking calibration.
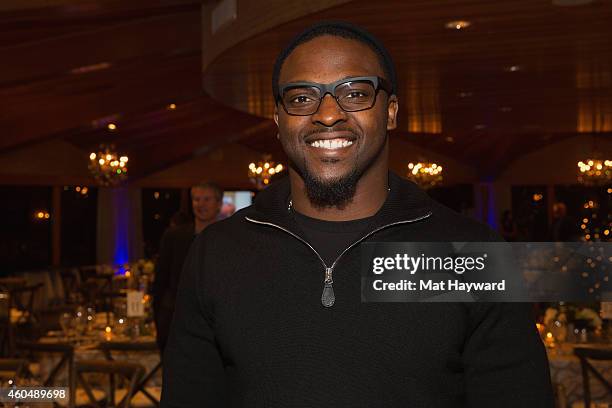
[272,21,397,101]
[191,181,223,202]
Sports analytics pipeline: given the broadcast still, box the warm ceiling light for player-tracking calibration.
[445,20,471,30]
[70,62,112,75]
[457,91,473,98]
[107,123,117,130]
[505,65,521,72]
[168,103,177,110]
[89,144,128,186]
[248,155,284,190]
[407,161,443,189]
[577,158,611,185]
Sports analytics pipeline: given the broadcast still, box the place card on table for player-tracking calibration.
[602,302,612,319]
[127,290,145,317]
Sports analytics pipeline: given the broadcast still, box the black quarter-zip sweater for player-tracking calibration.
[161,173,554,408]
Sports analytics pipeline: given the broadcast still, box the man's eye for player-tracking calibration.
[346,91,367,98]
[290,95,314,104]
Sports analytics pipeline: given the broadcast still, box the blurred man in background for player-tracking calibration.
[550,202,578,242]
[152,181,222,352]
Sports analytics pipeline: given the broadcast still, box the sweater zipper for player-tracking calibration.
[245,211,432,307]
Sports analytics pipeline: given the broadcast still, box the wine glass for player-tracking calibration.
[86,306,96,331]
[74,306,87,336]
[59,312,72,340]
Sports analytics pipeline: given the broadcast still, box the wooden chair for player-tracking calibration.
[0,277,27,291]
[574,347,612,408]
[0,283,43,355]
[553,382,568,408]
[0,291,11,357]
[9,283,44,325]
[99,341,161,407]
[17,341,76,408]
[59,269,80,304]
[79,273,115,313]
[75,359,144,408]
[0,358,28,384]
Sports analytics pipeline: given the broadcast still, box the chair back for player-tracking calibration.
[0,292,11,356]
[0,283,43,355]
[16,341,75,387]
[0,278,27,291]
[75,359,144,408]
[574,346,612,408]
[9,283,44,324]
[0,358,28,384]
[17,341,76,407]
[99,341,161,407]
[59,269,80,304]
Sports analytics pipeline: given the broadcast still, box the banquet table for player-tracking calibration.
[547,343,612,407]
[22,324,161,408]
[34,333,161,384]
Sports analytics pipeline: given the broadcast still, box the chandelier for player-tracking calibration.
[407,161,443,189]
[88,144,128,186]
[577,158,611,186]
[248,155,284,190]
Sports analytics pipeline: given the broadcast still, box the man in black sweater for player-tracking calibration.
[161,22,553,407]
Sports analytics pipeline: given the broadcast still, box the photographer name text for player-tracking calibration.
[372,279,506,292]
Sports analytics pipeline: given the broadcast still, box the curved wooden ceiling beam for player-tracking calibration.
[201,0,351,73]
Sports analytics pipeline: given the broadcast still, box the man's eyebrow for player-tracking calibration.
[280,75,374,85]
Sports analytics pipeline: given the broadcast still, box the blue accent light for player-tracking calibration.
[112,187,130,270]
[486,183,498,230]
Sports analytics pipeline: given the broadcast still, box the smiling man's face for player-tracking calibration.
[275,35,398,207]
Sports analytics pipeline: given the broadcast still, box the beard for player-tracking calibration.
[301,161,361,209]
[288,131,387,209]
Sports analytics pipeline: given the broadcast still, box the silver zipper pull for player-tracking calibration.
[321,267,335,307]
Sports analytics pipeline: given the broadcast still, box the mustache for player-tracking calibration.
[301,125,361,139]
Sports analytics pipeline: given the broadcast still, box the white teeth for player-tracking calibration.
[309,138,353,149]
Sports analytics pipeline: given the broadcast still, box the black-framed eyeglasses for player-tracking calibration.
[277,76,392,116]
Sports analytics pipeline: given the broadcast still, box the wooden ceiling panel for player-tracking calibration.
[1,0,610,184]
[0,54,202,152]
[1,11,201,85]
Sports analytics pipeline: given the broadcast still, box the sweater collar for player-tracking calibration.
[246,171,434,231]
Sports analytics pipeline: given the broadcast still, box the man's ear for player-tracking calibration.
[274,104,279,127]
[386,95,398,131]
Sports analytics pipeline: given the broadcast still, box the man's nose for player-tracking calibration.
[311,94,347,127]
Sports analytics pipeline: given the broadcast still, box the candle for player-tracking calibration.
[545,332,555,348]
